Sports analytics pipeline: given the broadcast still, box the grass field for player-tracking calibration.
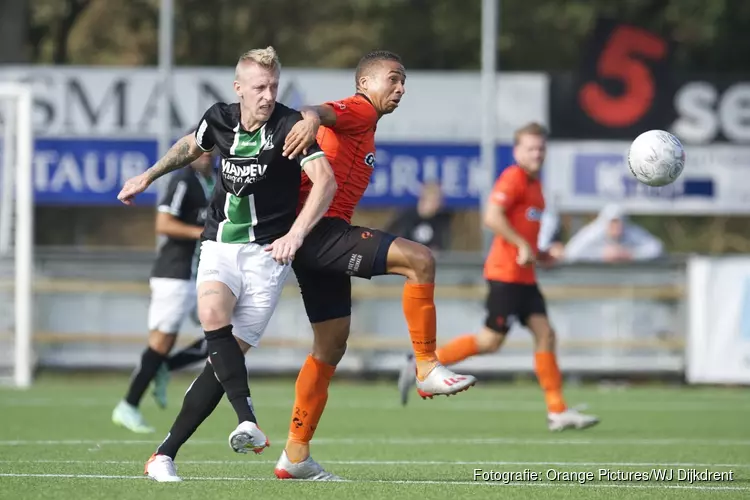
[0,373,748,499]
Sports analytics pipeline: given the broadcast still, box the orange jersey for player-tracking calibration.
[298,94,378,222]
[484,165,545,284]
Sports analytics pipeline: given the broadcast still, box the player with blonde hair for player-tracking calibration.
[118,46,338,481]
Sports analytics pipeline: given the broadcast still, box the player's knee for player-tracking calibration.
[477,328,505,353]
[197,303,232,331]
[389,238,435,283]
[412,244,436,282]
[312,343,347,366]
[311,317,350,366]
[546,328,557,346]
[148,330,176,355]
[535,326,556,351]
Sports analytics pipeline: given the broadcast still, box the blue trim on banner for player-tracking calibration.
[573,152,716,201]
[5,139,515,207]
[30,138,159,205]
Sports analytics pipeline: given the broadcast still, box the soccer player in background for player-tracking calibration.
[141,50,476,482]
[117,46,337,481]
[397,123,600,432]
[112,147,216,433]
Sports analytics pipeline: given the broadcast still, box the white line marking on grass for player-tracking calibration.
[0,473,138,480]
[0,440,156,446]
[2,398,749,412]
[310,437,750,446]
[0,473,747,491]
[0,437,749,446]
[1,459,748,468]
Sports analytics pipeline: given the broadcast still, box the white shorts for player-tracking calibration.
[148,278,197,333]
[196,240,291,347]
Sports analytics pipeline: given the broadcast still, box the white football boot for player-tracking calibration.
[112,401,155,434]
[228,421,270,454]
[397,353,417,406]
[547,408,600,431]
[415,363,476,399]
[274,450,343,481]
[144,453,182,482]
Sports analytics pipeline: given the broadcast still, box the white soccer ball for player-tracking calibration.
[627,130,686,187]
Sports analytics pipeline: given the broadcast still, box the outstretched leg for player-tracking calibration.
[386,237,476,398]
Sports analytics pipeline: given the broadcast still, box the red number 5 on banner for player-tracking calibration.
[579,25,668,128]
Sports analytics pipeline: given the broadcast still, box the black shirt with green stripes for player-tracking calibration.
[193,102,325,245]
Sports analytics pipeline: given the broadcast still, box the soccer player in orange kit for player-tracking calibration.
[398,123,600,432]
[274,50,476,480]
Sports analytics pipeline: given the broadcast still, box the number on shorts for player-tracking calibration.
[218,193,258,244]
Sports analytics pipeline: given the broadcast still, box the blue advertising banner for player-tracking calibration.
[362,143,514,207]
[31,138,159,205]
[546,141,750,215]
[10,139,514,207]
[573,152,714,200]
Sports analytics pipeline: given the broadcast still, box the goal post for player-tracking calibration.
[0,83,34,388]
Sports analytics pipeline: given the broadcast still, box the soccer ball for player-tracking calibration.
[627,130,686,187]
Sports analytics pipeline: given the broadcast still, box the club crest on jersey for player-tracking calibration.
[364,152,375,168]
[262,133,274,151]
[197,208,208,224]
[221,158,268,184]
[526,207,543,221]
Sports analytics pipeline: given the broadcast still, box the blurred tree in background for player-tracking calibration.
[7,0,750,253]
[20,0,750,72]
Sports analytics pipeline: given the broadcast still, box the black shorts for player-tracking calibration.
[292,217,396,323]
[484,280,547,333]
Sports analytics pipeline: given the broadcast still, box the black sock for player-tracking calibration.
[156,361,225,459]
[166,338,209,371]
[125,347,167,407]
[204,325,257,424]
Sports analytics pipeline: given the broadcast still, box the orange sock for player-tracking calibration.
[436,334,479,366]
[402,283,438,364]
[287,355,335,458]
[534,351,567,413]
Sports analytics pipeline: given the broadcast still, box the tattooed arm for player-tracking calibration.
[145,134,205,183]
[117,133,205,206]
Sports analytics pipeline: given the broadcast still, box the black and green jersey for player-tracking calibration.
[151,168,215,280]
[194,102,325,245]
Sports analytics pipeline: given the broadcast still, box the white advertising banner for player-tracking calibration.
[687,256,750,384]
[0,66,547,142]
[544,141,750,215]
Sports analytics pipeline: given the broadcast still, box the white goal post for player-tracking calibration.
[0,83,34,388]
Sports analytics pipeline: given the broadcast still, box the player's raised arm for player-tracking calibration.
[145,133,206,183]
[117,133,205,205]
[282,105,337,159]
[301,105,338,127]
[284,97,380,159]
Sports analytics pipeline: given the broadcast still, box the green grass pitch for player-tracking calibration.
[0,373,748,499]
